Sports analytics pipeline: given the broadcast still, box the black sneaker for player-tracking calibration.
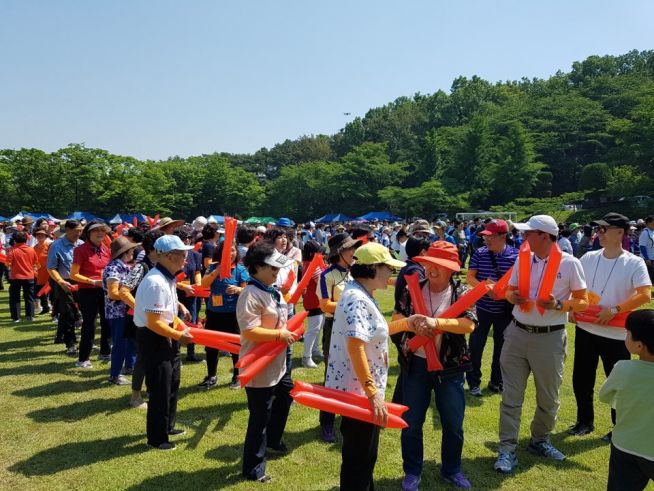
[229,377,240,390]
[168,428,186,436]
[487,382,503,394]
[267,441,288,454]
[197,376,217,389]
[149,442,176,451]
[601,431,612,443]
[255,474,272,483]
[567,422,594,436]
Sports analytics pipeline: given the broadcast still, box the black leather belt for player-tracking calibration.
[514,319,565,334]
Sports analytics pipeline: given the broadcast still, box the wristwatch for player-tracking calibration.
[609,306,620,315]
[555,300,563,311]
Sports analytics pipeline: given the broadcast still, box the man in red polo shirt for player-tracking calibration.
[7,231,38,322]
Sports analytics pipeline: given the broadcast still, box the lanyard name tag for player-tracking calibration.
[212,294,223,307]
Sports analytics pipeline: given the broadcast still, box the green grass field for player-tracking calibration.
[1,287,652,491]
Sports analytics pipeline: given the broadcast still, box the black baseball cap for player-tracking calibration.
[591,212,630,230]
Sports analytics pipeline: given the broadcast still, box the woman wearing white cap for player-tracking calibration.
[237,240,299,483]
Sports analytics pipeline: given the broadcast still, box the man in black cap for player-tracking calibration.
[569,212,652,440]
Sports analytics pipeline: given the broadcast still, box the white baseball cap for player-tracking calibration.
[263,249,294,269]
[513,215,559,236]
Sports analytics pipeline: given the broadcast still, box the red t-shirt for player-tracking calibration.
[8,244,38,280]
[301,260,323,311]
[72,241,111,289]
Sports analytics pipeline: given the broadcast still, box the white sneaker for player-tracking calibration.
[302,356,318,369]
[75,360,93,369]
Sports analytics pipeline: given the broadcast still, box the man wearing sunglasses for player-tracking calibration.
[569,213,651,441]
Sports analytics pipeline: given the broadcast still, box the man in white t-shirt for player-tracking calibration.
[134,235,193,451]
[638,216,654,281]
[494,215,588,474]
[569,213,652,440]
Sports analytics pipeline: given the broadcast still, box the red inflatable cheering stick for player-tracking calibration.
[220,217,238,280]
[290,381,409,429]
[492,267,513,300]
[404,273,443,371]
[237,312,308,387]
[535,243,562,315]
[288,254,324,305]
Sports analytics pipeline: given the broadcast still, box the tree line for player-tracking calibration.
[1,50,653,221]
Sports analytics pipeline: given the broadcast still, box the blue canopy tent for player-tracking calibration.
[109,213,148,224]
[356,211,402,222]
[314,214,336,224]
[9,211,57,223]
[207,215,225,224]
[315,213,354,223]
[66,211,103,222]
[0,215,8,222]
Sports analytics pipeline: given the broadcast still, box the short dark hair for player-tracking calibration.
[405,236,430,259]
[645,216,654,224]
[351,226,371,240]
[173,227,192,242]
[244,240,276,275]
[236,226,256,245]
[625,309,654,354]
[13,231,27,244]
[142,229,164,255]
[202,222,219,240]
[350,263,379,280]
[396,230,408,240]
[560,229,571,238]
[263,227,286,243]
[126,227,144,243]
[213,239,240,265]
[64,219,81,230]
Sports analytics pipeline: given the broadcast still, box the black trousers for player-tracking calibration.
[319,317,335,427]
[608,444,654,491]
[340,416,381,491]
[573,326,630,425]
[137,328,181,447]
[242,371,293,480]
[78,287,111,361]
[466,308,511,388]
[54,282,80,347]
[205,310,239,379]
[9,279,34,320]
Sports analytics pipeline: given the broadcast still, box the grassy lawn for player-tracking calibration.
[1,287,652,491]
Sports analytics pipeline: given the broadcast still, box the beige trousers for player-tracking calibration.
[498,320,567,453]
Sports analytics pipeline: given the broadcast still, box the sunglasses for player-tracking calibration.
[596,226,622,234]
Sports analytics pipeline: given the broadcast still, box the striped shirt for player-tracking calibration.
[468,245,518,314]
[317,264,351,318]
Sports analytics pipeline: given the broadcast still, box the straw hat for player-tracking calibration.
[111,236,139,260]
[155,217,185,230]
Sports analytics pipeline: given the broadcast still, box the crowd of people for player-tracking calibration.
[1,211,654,490]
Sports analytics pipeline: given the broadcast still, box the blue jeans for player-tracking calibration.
[401,357,466,477]
[109,316,135,378]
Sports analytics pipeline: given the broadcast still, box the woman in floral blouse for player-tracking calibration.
[326,242,432,491]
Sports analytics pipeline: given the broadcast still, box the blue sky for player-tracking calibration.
[1,0,652,160]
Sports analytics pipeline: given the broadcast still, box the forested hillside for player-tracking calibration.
[2,50,653,221]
